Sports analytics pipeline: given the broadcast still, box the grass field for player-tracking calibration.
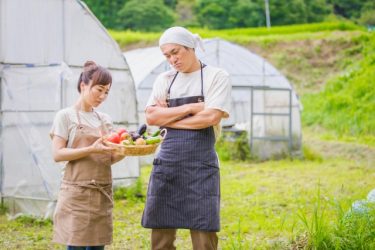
[1,131,374,249]
[110,21,364,50]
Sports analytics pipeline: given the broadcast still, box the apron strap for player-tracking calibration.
[62,180,113,204]
[87,182,113,204]
[75,108,82,125]
[73,105,108,135]
[167,61,205,99]
[93,111,109,136]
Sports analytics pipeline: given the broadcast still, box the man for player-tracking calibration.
[141,26,231,250]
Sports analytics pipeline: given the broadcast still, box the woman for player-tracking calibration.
[50,61,124,250]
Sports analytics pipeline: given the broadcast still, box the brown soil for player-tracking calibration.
[245,31,364,95]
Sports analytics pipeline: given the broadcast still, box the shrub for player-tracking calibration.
[0,202,8,215]
[334,202,375,249]
[113,178,145,202]
[118,0,175,32]
[215,130,252,161]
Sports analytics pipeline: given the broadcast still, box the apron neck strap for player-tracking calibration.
[167,61,205,98]
[74,106,104,128]
[74,106,83,125]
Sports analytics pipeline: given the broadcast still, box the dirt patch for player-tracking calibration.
[121,40,158,52]
[246,32,364,95]
[303,136,375,166]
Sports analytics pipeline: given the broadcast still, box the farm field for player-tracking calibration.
[1,22,374,249]
[1,129,374,249]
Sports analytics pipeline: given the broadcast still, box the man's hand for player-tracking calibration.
[154,98,204,114]
[155,99,168,107]
[146,99,203,126]
[166,108,224,130]
[187,102,205,114]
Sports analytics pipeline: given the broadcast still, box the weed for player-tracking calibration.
[113,178,145,202]
[333,202,375,249]
[302,32,375,139]
[14,215,52,227]
[296,185,334,249]
[223,219,251,250]
[302,145,323,162]
[0,201,8,215]
[296,187,375,249]
[216,131,253,161]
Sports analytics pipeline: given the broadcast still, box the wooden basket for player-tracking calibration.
[104,141,160,156]
[103,129,166,156]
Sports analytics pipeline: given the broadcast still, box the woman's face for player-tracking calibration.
[81,82,110,108]
[161,44,196,73]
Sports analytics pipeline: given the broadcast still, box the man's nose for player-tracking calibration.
[170,55,178,63]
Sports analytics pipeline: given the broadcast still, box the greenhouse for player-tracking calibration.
[124,38,302,159]
[0,0,139,218]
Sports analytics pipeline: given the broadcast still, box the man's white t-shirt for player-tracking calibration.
[146,65,231,137]
[50,106,113,148]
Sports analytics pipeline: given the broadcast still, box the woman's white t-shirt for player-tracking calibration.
[146,65,231,137]
[50,106,113,148]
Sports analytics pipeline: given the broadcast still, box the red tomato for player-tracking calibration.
[107,133,120,144]
[117,128,127,136]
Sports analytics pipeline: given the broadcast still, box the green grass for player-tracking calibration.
[302,32,375,138]
[110,21,364,49]
[1,152,374,249]
[108,30,160,49]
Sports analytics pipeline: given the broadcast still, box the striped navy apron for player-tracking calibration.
[142,62,220,232]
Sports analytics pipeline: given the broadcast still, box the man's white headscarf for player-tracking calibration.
[159,26,205,52]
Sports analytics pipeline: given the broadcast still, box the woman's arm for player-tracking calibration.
[52,135,114,162]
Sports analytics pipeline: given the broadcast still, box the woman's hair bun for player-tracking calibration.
[83,60,97,71]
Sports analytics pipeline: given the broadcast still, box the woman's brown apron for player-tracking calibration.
[53,109,113,246]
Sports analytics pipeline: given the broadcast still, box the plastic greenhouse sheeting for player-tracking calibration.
[0,0,139,218]
[124,38,302,159]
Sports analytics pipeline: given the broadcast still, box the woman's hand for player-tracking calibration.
[52,135,115,162]
[89,137,115,154]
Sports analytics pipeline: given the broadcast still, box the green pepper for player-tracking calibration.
[151,129,161,137]
[145,136,161,145]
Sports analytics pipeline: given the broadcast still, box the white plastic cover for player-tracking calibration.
[0,0,128,69]
[0,0,139,218]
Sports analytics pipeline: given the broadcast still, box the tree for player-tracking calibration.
[83,0,127,29]
[194,0,332,29]
[267,0,331,26]
[195,0,231,29]
[175,0,199,27]
[195,0,264,29]
[118,0,176,31]
[305,0,331,23]
[164,0,178,9]
[229,0,264,27]
[269,0,307,25]
[328,0,363,19]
